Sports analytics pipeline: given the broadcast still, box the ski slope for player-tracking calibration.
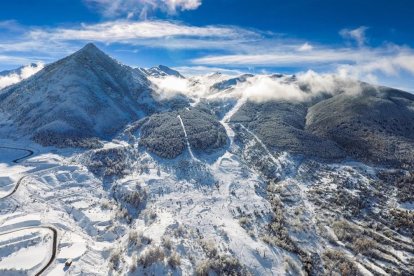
[177,114,196,160]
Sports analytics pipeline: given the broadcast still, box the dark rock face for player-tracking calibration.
[139,108,228,158]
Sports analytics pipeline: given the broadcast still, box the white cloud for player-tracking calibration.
[28,20,249,44]
[297,70,362,95]
[191,43,414,91]
[0,63,44,89]
[149,75,191,99]
[84,0,201,18]
[298,42,313,52]
[0,19,413,91]
[340,26,369,47]
[334,47,414,82]
[148,69,363,104]
[164,0,201,12]
[149,73,225,100]
[0,20,22,32]
[192,48,372,66]
[230,72,362,103]
[241,75,305,102]
[0,20,259,69]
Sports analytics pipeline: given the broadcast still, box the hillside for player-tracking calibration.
[0,44,189,147]
[224,83,414,167]
[306,85,414,167]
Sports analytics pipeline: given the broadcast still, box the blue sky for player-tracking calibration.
[0,0,413,90]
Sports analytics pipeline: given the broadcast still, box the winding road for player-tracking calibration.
[0,175,28,200]
[0,146,58,275]
[35,226,58,276]
[0,146,34,163]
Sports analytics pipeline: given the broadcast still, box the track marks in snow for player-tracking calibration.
[239,124,285,172]
[221,97,246,147]
[177,115,196,160]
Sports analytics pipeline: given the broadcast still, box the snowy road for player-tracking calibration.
[0,226,58,275]
[0,146,34,163]
[0,175,27,200]
[0,146,58,275]
[35,226,58,276]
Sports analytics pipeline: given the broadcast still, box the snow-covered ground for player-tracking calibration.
[0,100,301,275]
[0,144,121,275]
[0,227,53,273]
[0,108,413,275]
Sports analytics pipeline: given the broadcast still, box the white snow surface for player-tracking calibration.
[0,112,413,275]
[177,115,196,160]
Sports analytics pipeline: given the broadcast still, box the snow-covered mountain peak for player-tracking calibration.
[141,65,185,78]
[58,42,125,72]
[71,42,107,59]
[0,44,167,147]
[80,42,99,52]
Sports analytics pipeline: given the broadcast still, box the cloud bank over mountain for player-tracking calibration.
[149,69,363,104]
[0,62,44,89]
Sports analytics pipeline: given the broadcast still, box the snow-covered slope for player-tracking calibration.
[0,44,184,148]
[140,65,185,79]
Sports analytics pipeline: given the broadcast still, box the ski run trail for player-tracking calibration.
[239,124,285,172]
[177,114,196,160]
[221,97,247,147]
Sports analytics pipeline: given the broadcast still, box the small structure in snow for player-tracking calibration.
[65,259,73,267]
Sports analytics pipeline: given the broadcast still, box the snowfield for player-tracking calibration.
[1,109,414,275]
[0,144,118,275]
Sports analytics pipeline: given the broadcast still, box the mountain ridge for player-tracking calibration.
[1,43,414,167]
[0,43,158,147]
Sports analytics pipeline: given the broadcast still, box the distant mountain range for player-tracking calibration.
[139,65,185,79]
[1,43,414,167]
